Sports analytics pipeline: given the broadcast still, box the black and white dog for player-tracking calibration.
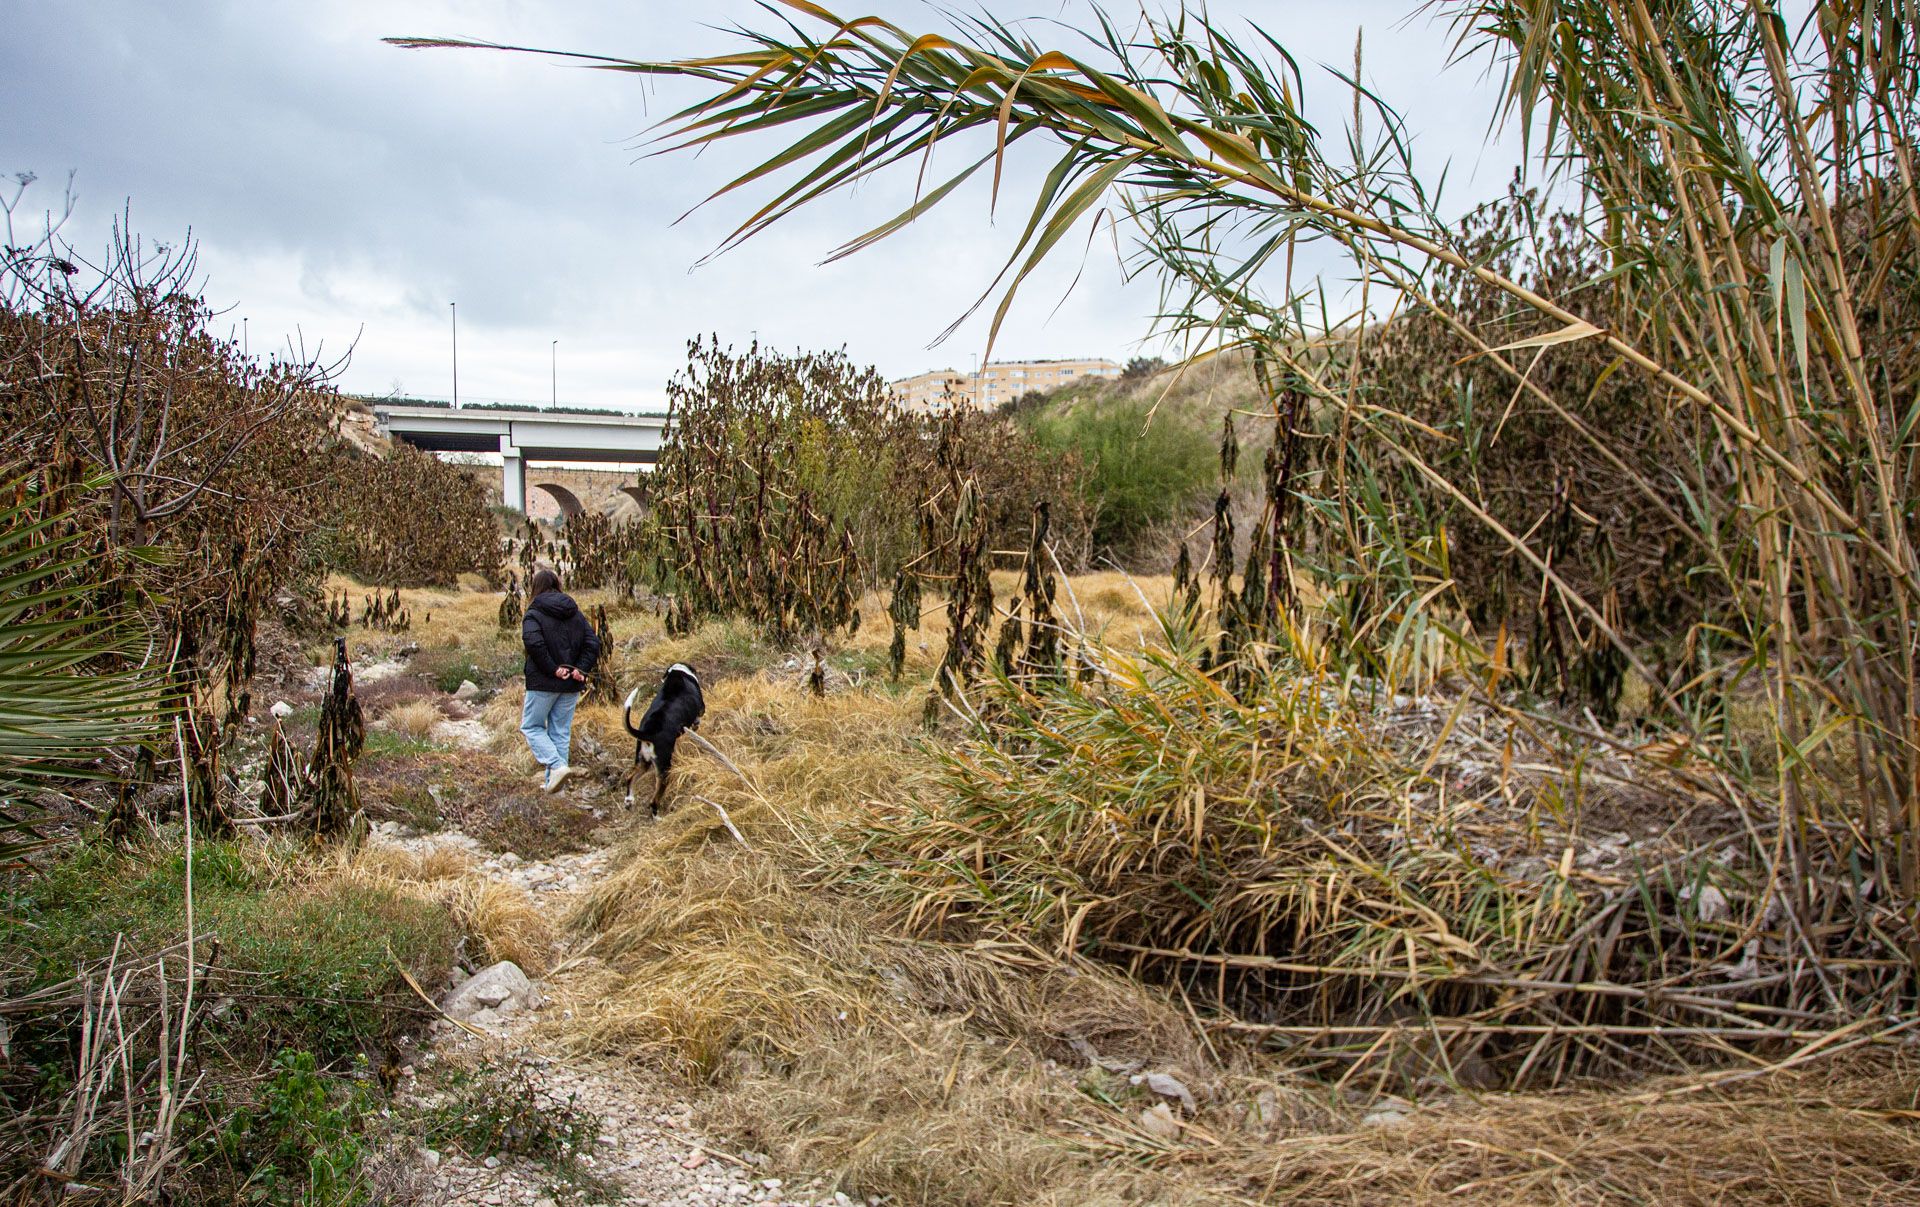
[621,663,705,815]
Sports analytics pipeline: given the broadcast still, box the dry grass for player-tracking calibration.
[374,698,441,740]
[318,843,555,975]
[322,573,510,656]
[1220,1051,1920,1205]
[348,568,1920,1205]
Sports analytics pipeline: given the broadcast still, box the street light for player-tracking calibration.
[450,301,459,407]
[551,340,558,409]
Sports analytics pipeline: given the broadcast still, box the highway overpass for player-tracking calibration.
[372,404,668,514]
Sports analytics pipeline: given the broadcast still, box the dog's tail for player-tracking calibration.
[622,686,644,738]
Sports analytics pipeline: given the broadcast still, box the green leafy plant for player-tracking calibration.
[1023,396,1215,558]
[0,469,171,865]
[205,1049,376,1207]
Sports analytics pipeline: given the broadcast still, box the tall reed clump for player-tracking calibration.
[298,637,366,841]
[398,0,1920,1080]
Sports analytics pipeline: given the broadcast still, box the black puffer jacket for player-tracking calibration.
[522,590,601,694]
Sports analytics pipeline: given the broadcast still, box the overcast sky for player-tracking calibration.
[3,1,1523,411]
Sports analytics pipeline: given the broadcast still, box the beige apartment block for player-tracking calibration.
[890,369,973,412]
[889,357,1121,412]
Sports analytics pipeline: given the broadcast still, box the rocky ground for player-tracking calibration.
[372,790,865,1206]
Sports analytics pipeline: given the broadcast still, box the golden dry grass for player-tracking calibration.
[374,698,441,740]
[342,568,1920,1206]
[1224,1052,1920,1205]
[318,843,555,975]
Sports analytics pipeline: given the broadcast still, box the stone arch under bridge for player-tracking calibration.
[456,464,648,523]
[531,481,586,520]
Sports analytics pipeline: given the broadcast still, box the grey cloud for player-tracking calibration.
[2,0,1521,409]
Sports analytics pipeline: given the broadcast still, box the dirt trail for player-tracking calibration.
[368,751,861,1205]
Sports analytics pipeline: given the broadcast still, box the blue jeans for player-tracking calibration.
[520,689,580,769]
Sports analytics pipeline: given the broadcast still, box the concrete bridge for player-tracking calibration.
[372,403,667,514]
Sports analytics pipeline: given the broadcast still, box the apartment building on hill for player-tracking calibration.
[889,357,1121,412]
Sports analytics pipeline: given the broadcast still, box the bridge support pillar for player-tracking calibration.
[501,443,527,513]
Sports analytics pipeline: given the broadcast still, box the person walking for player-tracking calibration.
[519,567,601,791]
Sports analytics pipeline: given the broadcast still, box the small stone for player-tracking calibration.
[482,1155,501,1169]
[452,679,481,701]
[421,1149,440,1168]
[1131,1071,1197,1113]
[1139,1102,1181,1140]
[270,700,294,719]
[440,961,535,1021]
[1361,1096,1415,1128]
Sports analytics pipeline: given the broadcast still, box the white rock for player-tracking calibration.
[270,700,294,719]
[441,961,536,1020]
[422,1149,440,1168]
[1131,1071,1197,1113]
[1361,1096,1414,1127]
[1139,1102,1182,1141]
[1681,882,1730,923]
[452,679,481,701]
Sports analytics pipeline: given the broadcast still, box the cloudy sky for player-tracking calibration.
[3,1,1523,411]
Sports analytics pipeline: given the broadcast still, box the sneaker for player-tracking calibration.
[539,767,553,791]
[545,764,575,793]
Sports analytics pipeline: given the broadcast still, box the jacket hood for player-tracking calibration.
[529,590,580,620]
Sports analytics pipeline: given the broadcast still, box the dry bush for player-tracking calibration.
[447,878,554,974]
[324,442,504,588]
[645,336,1089,642]
[874,629,1910,1090]
[374,698,442,741]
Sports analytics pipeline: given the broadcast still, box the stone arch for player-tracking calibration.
[531,482,585,519]
[619,485,650,513]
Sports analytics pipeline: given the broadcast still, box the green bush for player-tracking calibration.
[1022,398,1216,557]
[197,1048,378,1207]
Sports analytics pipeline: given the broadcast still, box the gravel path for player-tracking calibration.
[374,823,859,1207]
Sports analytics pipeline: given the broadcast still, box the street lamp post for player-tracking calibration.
[450,301,459,407]
[551,340,557,409]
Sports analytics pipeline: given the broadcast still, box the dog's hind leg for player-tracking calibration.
[649,738,677,816]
